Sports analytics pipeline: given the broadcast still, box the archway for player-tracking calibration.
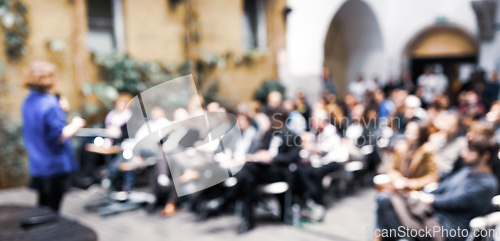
[405,23,479,100]
[323,0,384,97]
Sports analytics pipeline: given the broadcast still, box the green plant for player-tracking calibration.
[252,79,286,105]
[0,113,27,188]
[90,50,262,114]
[0,61,27,188]
[0,0,29,59]
[92,53,180,104]
[90,52,193,113]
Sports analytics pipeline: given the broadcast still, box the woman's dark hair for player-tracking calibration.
[469,121,495,140]
[237,113,253,125]
[468,139,500,167]
[362,103,379,125]
[269,107,289,125]
[408,120,429,148]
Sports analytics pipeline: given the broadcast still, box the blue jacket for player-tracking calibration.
[432,167,498,238]
[22,91,78,178]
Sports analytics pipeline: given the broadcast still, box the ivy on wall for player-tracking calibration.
[0,61,27,188]
[0,0,29,59]
[88,50,261,115]
[253,79,286,105]
[85,52,192,113]
[0,113,26,188]
[0,1,31,187]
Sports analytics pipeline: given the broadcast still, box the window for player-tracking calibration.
[86,0,125,53]
[242,0,267,50]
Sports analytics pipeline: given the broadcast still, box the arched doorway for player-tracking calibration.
[323,0,384,97]
[405,24,479,101]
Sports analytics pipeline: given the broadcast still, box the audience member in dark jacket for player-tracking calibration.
[431,166,497,237]
[377,139,499,241]
[222,108,301,234]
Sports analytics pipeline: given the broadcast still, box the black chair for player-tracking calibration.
[83,141,158,216]
[226,163,297,225]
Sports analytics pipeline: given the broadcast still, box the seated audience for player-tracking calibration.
[76,93,133,188]
[375,88,396,120]
[295,91,312,130]
[110,106,171,193]
[105,93,133,142]
[283,99,307,135]
[194,113,261,220]
[387,121,439,191]
[429,111,467,179]
[214,108,301,233]
[299,109,341,221]
[482,72,499,110]
[322,66,337,95]
[377,139,499,241]
[459,91,486,118]
[486,101,500,144]
[349,74,369,102]
[265,91,283,114]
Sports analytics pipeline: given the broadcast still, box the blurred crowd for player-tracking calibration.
[21,61,500,239]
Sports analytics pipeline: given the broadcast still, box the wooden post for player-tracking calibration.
[72,0,88,91]
[265,0,286,78]
[183,0,198,84]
